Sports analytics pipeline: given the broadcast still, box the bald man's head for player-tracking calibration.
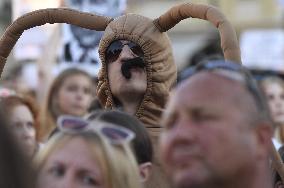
[160,62,274,188]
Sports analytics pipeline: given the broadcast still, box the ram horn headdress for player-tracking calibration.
[0,3,241,78]
[0,8,113,75]
[153,3,241,63]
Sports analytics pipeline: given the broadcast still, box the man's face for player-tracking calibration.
[160,72,259,188]
[107,40,147,101]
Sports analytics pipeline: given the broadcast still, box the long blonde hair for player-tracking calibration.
[34,127,142,188]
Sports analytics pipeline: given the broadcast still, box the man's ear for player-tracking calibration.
[254,122,273,159]
[138,162,153,182]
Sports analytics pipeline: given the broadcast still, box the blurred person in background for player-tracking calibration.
[260,76,284,145]
[40,68,94,141]
[178,31,224,83]
[1,61,38,99]
[86,110,153,184]
[35,116,142,188]
[187,31,223,67]
[0,94,40,158]
[0,108,36,188]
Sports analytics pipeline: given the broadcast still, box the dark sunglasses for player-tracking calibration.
[185,60,267,112]
[105,40,144,63]
[57,115,135,145]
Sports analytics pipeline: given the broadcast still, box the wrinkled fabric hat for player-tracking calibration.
[0,3,241,75]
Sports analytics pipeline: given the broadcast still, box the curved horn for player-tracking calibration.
[0,8,113,76]
[153,3,241,64]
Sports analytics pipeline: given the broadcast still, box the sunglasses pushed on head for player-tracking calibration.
[57,115,135,145]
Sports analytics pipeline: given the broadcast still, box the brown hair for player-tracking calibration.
[0,95,40,140]
[40,68,93,140]
[0,108,36,188]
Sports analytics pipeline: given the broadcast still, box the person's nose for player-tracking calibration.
[118,45,136,61]
[61,180,75,188]
[169,117,198,144]
[275,97,284,109]
[74,89,85,100]
[22,124,33,139]
[60,173,75,188]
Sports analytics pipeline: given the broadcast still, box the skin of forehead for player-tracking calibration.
[175,72,258,116]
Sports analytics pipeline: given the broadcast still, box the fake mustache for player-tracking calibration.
[121,57,145,79]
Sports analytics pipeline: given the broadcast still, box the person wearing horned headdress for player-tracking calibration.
[96,2,241,144]
[0,3,241,138]
[95,3,241,188]
[0,3,241,188]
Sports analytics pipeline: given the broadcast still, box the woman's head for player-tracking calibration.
[0,95,39,157]
[87,110,153,164]
[35,123,142,188]
[40,68,94,140]
[86,110,153,182]
[47,68,94,120]
[260,76,284,124]
[0,108,36,188]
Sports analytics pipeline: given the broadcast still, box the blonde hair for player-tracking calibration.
[260,76,284,91]
[34,127,142,188]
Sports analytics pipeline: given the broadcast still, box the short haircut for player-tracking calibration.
[181,60,273,126]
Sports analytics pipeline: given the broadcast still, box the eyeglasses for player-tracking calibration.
[105,40,144,63]
[57,115,135,145]
[185,60,267,112]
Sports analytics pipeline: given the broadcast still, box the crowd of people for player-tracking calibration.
[1,2,284,188]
